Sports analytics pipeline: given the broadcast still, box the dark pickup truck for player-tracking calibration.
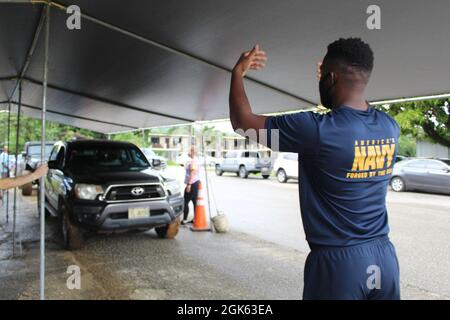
[42,140,184,250]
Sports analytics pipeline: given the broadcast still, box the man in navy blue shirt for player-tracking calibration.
[229,38,400,299]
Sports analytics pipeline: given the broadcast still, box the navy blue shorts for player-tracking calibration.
[303,236,400,300]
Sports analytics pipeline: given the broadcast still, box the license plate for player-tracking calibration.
[128,207,150,219]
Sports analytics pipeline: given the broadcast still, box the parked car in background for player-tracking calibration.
[273,152,298,183]
[175,152,190,167]
[390,158,450,195]
[17,141,55,195]
[395,155,408,163]
[42,140,184,250]
[141,148,167,170]
[215,150,271,179]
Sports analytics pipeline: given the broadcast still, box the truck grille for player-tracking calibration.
[105,184,166,201]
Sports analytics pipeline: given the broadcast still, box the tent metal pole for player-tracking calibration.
[40,1,50,301]
[201,126,214,233]
[12,82,22,257]
[5,102,11,224]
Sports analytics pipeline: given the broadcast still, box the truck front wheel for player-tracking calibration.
[61,206,84,250]
[155,218,180,239]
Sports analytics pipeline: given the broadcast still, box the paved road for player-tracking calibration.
[0,167,448,299]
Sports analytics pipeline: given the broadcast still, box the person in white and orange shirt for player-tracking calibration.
[182,146,200,225]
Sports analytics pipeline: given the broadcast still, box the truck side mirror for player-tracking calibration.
[47,160,58,170]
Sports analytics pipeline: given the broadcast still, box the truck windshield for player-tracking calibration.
[68,146,150,173]
[142,148,156,157]
[28,145,53,158]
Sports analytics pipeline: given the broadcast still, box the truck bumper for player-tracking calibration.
[72,194,184,232]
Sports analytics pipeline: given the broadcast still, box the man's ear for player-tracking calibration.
[329,72,338,86]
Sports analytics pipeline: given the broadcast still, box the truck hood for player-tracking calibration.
[70,168,162,186]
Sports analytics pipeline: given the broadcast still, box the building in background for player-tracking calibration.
[148,131,271,161]
[416,140,449,158]
[148,133,191,161]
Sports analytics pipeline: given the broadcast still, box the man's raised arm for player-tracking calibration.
[229,45,268,135]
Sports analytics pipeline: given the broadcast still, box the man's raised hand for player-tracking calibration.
[232,44,267,77]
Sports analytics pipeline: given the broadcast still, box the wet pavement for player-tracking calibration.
[0,188,304,300]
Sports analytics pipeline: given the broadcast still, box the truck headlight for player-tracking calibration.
[75,184,104,200]
[164,179,180,196]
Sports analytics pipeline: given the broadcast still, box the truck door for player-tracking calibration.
[46,145,59,210]
[51,146,66,210]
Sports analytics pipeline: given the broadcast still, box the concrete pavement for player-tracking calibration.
[0,189,304,300]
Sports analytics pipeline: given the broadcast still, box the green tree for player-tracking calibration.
[0,113,104,154]
[111,131,143,147]
[397,135,416,157]
[376,99,449,147]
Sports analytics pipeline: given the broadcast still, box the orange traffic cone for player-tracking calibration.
[190,182,211,232]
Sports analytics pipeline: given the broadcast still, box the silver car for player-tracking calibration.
[141,148,167,170]
[215,150,272,179]
[390,158,450,195]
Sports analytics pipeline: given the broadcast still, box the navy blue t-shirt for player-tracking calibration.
[265,106,400,247]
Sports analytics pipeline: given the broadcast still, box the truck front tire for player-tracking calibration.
[155,218,180,239]
[61,206,84,250]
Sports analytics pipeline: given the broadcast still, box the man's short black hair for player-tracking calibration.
[324,38,374,74]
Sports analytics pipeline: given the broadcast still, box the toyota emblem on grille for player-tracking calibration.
[131,187,145,196]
